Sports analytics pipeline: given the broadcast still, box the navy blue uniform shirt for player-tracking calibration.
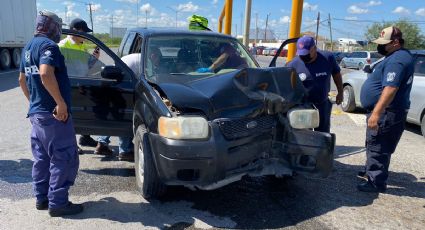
[360,49,414,111]
[20,35,71,115]
[287,50,340,103]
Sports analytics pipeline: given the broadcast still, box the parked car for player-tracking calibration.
[62,28,335,199]
[262,47,272,56]
[332,52,349,64]
[268,48,278,56]
[256,46,266,55]
[341,51,425,137]
[340,51,383,70]
[279,49,288,57]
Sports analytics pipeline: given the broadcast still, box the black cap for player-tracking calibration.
[69,18,92,32]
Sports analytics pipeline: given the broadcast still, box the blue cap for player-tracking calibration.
[296,36,315,55]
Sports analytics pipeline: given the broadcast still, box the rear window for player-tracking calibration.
[358,52,367,58]
[370,52,383,58]
[414,55,425,77]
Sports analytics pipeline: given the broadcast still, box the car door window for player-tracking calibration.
[60,34,129,81]
[414,55,425,77]
[121,32,136,57]
[359,52,367,58]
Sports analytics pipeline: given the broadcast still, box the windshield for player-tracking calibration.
[144,35,257,84]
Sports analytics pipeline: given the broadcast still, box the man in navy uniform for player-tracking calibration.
[18,10,83,216]
[358,26,414,193]
[286,35,343,133]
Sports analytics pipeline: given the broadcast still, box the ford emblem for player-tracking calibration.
[246,121,258,129]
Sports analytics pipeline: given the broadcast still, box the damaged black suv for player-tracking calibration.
[63,28,335,199]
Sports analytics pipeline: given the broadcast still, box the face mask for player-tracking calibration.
[377,44,388,56]
[300,54,312,63]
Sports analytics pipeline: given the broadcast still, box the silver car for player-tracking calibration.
[341,51,425,137]
[340,51,383,70]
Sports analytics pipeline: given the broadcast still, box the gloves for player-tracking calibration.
[196,67,212,73]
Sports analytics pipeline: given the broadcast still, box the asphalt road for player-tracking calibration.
[1,64,425,229]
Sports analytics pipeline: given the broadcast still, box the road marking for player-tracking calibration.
[0,70,19,75]
[346,112,366,126]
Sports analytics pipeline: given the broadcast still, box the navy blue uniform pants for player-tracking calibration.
[365,109,407,187]
[29,113,79,209]
[314,99,332,133]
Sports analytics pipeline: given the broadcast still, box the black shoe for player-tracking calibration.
[357,171,368,180]
[36,200,48,210]
[357,180,386,193]
[48,202,83,217]
[78,135,97,147]
[94,143,114,156]
[118,151,134,162]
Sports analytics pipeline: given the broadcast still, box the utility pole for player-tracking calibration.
[86,3,94,33]
[145,10,148,27]
[328,13,333,51]
[64,6,68,24]
[315,11,320,44]
[167,6,181,28]
[255,13,258,44]
[243,0,252,47]
[264,13,270,42]
[240,13,243,36]
[136,0,139,27]
[110,15,114,44]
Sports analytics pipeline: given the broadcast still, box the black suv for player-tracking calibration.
[62,28,335,199]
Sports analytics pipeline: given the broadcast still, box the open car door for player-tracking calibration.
[61,29,136,137]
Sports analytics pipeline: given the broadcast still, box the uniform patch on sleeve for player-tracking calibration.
[386,72,396,82]
[299,73,307,81]
[406,75,413,85]
[41,50,53,60]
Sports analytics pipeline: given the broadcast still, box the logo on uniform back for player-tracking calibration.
[386,72,396,82]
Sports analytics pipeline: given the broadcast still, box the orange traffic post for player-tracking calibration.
[218,5,225,33]
[287,0,304,62]
[224,0,233,35]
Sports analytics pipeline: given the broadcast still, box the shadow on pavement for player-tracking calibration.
[0,159,33,183]
[80,168,135,177]
[65,145,425,229]
[0,71,19,92]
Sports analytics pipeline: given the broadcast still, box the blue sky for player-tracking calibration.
[37,0,425,41]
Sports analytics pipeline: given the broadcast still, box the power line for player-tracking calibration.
[333,18,425,23]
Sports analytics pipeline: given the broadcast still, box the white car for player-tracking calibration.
[340,51,383,70]
[341,51,425,137]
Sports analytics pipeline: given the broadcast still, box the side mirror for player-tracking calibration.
[363,64,372,73]
[101,65,123,81]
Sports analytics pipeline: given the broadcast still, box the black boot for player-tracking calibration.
[48,202,84,217]
[36,200,48,210]
[78,135,97,147]
[357,180,386,193]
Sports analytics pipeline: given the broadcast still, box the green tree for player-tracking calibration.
[365,19,425,50]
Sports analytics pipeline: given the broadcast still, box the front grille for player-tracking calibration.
[217,115,276,140]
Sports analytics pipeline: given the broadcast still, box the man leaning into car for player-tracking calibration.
[286,35,344,133]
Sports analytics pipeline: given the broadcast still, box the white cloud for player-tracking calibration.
[392,6,410,14]
[344,16,358,20]
[212,0,218,5]
[177,2,199,12]
[303,2,318,11]
[140,3,152,12]
[279,16,290,24]
[416,8,425,16]
[347,5,369,14]
[86,4,101,11]
[367,1,382,6]
[115,0,139,3]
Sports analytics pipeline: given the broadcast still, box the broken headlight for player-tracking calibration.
[288,108,319,129]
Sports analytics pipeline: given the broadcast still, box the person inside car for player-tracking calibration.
[196,42,247,73]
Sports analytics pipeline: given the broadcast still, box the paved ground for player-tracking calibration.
[1,61,425,230]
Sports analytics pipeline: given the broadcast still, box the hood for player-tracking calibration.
[157,67,306,119]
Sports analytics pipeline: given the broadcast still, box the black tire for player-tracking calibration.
[12,48,21,68]
[134,125,166,199]
[0,49,11,70]
[421,115,425,138]
[341,85,356,112]
[358,62,364,70]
